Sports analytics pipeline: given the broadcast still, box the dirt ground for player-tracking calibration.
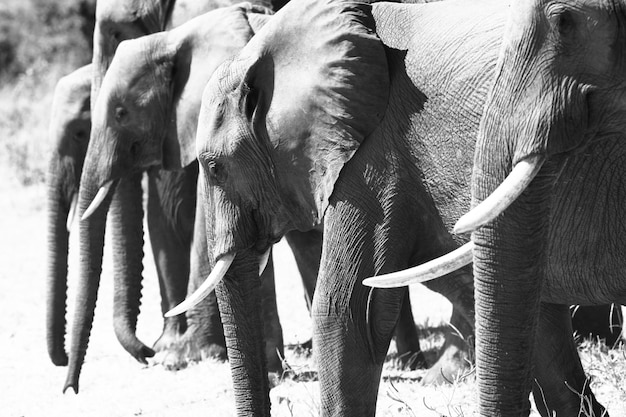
[2,170,625,416]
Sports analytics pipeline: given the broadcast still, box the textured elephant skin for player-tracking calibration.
[194,0,626,415]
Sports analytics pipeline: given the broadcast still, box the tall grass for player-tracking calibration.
[0,0,94,185]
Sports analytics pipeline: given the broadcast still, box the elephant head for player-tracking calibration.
[46,64,92,367]
[64,3,272,394]
[170,0,390,413]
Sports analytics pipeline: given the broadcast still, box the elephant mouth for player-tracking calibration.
[363,154,545,288]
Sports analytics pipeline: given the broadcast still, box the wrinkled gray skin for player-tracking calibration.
[195,0,626,415]
[46,65,92,366]
[462,0,626,415]
[193,0,491,414]
[63,0,279,394]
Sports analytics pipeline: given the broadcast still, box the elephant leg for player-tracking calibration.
[259,251,285,375]
[283,227,322,349]
[421,267,475,384]
[532,303,606,417]
[393,290,425,370]
[155,170,227,369]
[283,228,322,313]
[571,304,623,347]
[314,203,405,416]
[147,166,196,352]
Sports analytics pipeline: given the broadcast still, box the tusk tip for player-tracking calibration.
[362,277,381,288]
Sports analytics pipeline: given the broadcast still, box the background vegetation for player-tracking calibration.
[0,0,95,184]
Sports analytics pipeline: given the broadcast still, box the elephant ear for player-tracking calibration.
[161,3,273,170]
[235,0,390,220]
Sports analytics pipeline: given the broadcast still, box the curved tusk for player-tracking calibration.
[81,181,114,221]
[165,253,235,317]
[362,242,474,288]
[454,155,545,234]
[259,248,271,276]
[66,193,78,232]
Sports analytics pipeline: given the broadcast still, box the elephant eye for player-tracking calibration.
[205,160,227,184]
[72,129,87,143]
[115,106,128,123]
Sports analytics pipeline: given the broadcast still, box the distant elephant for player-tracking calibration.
[170,0,494,414]
[46,64,91,366]
[45,63,222,370]
[62,0,281,394]
[365,0,626,416]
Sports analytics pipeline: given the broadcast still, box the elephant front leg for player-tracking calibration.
[147,167,196,353]
[153,171,226,369]
[314,205,404,417]
[532,303,606,417]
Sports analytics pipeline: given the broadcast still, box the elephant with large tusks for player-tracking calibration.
[175,0,496,414]
[365,0,626,415]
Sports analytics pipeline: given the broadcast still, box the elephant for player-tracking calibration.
[163,0,499,414]
[46,63,212,369]
[61,0,282,394]
[363,0,626,415]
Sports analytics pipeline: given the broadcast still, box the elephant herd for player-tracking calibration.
[45,0,626,416]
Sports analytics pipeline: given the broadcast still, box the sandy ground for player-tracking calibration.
[2,170,625,417]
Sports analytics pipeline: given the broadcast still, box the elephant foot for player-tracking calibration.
[151,318,186,354]
[422,332,473,385]
[152,324,227,371]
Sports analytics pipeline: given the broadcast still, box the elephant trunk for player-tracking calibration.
[110,173,154,363]
[215,251,270,416]
[46,162,72,366]
[470,76,559,413]
[64,177,115,393]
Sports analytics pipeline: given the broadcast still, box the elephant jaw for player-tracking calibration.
[81,180,114,221]
[363,154,545,288]
[454,154,545,234]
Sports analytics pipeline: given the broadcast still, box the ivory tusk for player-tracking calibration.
[66,193,78,232]
[165,253,235,317]
[81,181,114,221]
[259,248,271,276]
[454,155,545,234]
[362,242,474,288]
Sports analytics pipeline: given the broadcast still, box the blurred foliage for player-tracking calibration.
[0,0,95,80]
[0,0,95,185]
